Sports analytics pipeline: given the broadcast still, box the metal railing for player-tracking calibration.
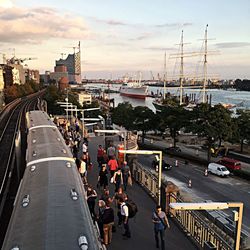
[131,161,236,250]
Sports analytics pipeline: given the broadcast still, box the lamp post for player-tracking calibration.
[118,149,163,206]
[169,202,244,250]
[66,107,100,137]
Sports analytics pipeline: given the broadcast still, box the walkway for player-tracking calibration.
[86,136,197,250]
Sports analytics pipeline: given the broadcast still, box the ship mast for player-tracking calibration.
[179,30,184,105]
[163,51,167,100]
[202,24,208,103]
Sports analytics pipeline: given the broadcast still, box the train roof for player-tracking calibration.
[3,111,102,250]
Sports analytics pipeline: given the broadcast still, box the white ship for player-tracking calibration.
[119,73,148,99]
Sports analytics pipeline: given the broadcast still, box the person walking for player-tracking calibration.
[86,185,97,220]
[118,197,131,238]
[98,164,109,190]
[108,156,118,178]
[97,145,104,168]
[107,143,116,160]
[113,168,123,192]
[97,200,106,241]
[152,205,170,250]
[122,161,131,191]
[102,201,115,245]
[114,188,125,226]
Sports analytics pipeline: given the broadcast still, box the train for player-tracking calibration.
[2,110,104,250]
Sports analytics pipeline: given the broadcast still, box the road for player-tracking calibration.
[137,153,250,234]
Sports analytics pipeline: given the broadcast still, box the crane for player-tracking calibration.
[7,57,37,65]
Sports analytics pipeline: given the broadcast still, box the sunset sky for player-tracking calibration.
[0,0,250,79]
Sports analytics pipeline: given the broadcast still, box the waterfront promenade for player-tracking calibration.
[86,136,197,250]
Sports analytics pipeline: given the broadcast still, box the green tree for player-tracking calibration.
[131,106,157,143]
[111,102,134,129]
[160,106,190,147]
[188,103,233,161]
[235,110,250,152]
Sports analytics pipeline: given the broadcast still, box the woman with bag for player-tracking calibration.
[113,168,123,192]
[152,205,170,250]
[86,185,97,220]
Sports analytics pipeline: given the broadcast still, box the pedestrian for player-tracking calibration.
[118,197,131,238]
[114,187,125,226]
[108,156,118,178]
[121,161,131,191]
[97,164,109,190]
[82,142,88,156]
[113,168,123,192]
[97,145,105,168]
[152,205,170,250]
[86,185,97,220]
[72,141,78,158]
[102,201,115,245]
[100,189,113,205]
[97,200,106,241]
[79,159,87,183]
[107,143,116,160]
[102,150,109,165]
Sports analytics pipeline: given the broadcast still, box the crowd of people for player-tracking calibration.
[55,117,170,249]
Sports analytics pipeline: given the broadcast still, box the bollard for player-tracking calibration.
[204,168,208,176]
[175,160,178,167]
[188,178,192,188]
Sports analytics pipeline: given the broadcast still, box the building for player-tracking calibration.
[78,92,92,105]
[0,64,13,87]
[55,42,81,84]
[40,71,51,85]
[10,64,25,84]
[25,69,40,84]
[50,71,68,84]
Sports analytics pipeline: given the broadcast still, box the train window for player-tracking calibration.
[32,150,37,156]
[30,165,36,172]
[11,247,20,250]
[32,139,36,143]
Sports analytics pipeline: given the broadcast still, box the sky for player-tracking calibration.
[0,0,250,79]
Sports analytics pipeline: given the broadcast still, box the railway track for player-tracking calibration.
[0,93,43,246]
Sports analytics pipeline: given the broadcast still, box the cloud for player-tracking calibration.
[130,32,154,41]
[215,42,250,49]
[0,0,13,8]
[144,46,175,51]
[91,17,128,26]
[154,22,192,28]
[0,6,91,44]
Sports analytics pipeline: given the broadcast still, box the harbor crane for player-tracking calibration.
[7,57,37,65]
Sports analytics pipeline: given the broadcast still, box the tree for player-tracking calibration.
[111,102,134,130]
[131,106,157,143]
[160,106,190,147]
[188,103,233,161]
[235,110,250,152]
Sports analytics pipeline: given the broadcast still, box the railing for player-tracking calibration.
[131,161,237,250]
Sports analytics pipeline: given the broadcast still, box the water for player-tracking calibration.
[85,84,250,112]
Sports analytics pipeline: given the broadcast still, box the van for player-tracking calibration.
[208,163,230,177]
[217,157,241,171]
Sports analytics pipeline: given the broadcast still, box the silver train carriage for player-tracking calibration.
[3,111,104,250]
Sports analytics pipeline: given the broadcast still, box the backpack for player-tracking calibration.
[126,200,138,218]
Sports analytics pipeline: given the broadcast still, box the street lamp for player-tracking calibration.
[119,149,163,206]
[169,202,244,250]
[66,107,100,137]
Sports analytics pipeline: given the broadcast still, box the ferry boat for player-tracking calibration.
[120,73,148,99]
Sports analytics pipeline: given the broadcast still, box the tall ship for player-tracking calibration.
[120,73,148,99]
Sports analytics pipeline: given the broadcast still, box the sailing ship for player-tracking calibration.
[120,73,148,99]
[153,25,211,112]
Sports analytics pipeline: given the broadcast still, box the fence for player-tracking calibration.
[131,161,237,250]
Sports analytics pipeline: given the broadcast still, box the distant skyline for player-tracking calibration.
[0,0,250,79]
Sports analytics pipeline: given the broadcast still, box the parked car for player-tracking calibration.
[165,146,181,153]
[217,157,241,171]
[208,163,230,177]
[152,159,172,171]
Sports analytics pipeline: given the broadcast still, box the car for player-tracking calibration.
[165,146,181,153]
[217,157,241,171]
[152,159,172,171]
[208,163,230,177]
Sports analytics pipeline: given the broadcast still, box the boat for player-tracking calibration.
[119,73,148,99]
[153,25,211,112]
